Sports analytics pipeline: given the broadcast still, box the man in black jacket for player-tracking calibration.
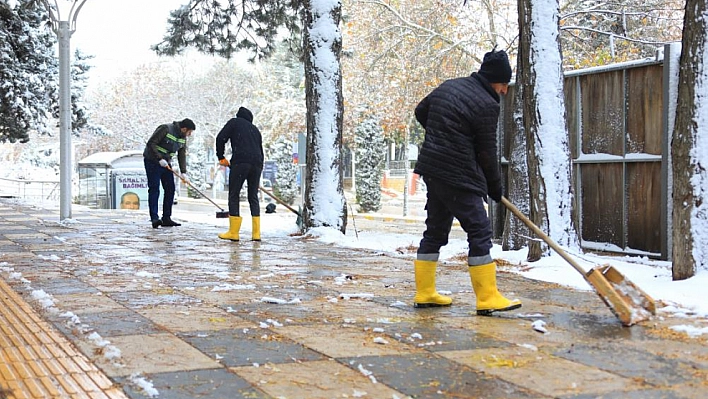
[215,106,264,241]
[412,48,521,315]
[143,118,195,228]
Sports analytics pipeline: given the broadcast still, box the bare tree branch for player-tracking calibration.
[561,25,673,45]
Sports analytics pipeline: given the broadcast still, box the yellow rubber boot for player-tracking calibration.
[469,262,521,315]
[218,216,242,241]
[413,259,452,308]
[252,216,261,241]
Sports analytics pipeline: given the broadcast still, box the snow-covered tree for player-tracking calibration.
[267,136,299,204]
[153,1,302,61]
[516,0,578,258]
[254,44,306,144]
[560,0,684,68]
[154,0,347,233]
[186,132,209,198]
[0,0,57,143]
[17,140,60,173]
[1,1,93,143]
[50,49,91,133]
[342,0,683,145]
[342,0,517,141]
[186,60,258,144]
[353,115,385,212]
[86,63,179,150]
[671,0,708,279]
[302,1,346,232]
[502,81,533,254]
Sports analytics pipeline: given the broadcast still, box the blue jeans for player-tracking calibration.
[144,159,175,221]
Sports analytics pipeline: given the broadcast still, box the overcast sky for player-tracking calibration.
[70,0,190,83]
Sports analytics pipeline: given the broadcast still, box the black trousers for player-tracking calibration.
[227,162,262,217]
[417,176,493,266]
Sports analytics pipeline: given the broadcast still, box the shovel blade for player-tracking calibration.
[585,265,656,326]
[216,211,229,219]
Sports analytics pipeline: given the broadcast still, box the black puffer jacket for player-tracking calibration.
[215,107,264,167]
[413,73,501,196]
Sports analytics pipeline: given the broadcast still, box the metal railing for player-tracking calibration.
[0,177,61,202]
[387,160,408,176]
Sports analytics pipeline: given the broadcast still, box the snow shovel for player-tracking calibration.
[500,197,656,326]
[167,167,229,218]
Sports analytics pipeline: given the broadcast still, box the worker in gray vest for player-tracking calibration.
[143,118,195,228]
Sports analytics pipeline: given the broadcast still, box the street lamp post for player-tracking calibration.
[42,0,88,220]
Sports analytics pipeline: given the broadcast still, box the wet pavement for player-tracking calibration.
[0,198,707,399]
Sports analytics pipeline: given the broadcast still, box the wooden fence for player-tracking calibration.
[494,44,679,260]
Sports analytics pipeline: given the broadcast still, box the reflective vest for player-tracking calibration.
[155,123,186,160]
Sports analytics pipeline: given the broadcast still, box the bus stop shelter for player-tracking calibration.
[77,151,148,210]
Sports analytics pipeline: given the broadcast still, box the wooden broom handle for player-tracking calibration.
[500,196,588,276]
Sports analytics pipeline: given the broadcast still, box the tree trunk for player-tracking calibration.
[502,79,533,252]
[302,0,347,233]
[517,0,578,261]
[517,0,545,261]
[671,0,708,280]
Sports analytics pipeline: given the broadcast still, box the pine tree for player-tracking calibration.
[70,49,90,132]
[256,43,306,141]
[0,0,58,143]
[186,131,209,198]
[50,49,91,133]
[268,136,298,204]
[152,1,302,60]
[0,1,91,143]
[354,115,385,212]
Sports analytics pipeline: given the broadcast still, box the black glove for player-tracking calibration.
[488,179,502,202]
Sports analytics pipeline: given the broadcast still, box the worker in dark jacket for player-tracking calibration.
[143,118,195,228]
[412,48,521,315]
[215,106,264,241]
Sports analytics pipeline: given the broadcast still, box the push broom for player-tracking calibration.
[168,167,229,218]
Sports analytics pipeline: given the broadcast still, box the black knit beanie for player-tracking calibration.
[478,49,512,84]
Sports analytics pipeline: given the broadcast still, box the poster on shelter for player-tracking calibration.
[113,173,149,210]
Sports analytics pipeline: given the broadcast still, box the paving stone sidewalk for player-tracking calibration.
[0,199,706,399]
